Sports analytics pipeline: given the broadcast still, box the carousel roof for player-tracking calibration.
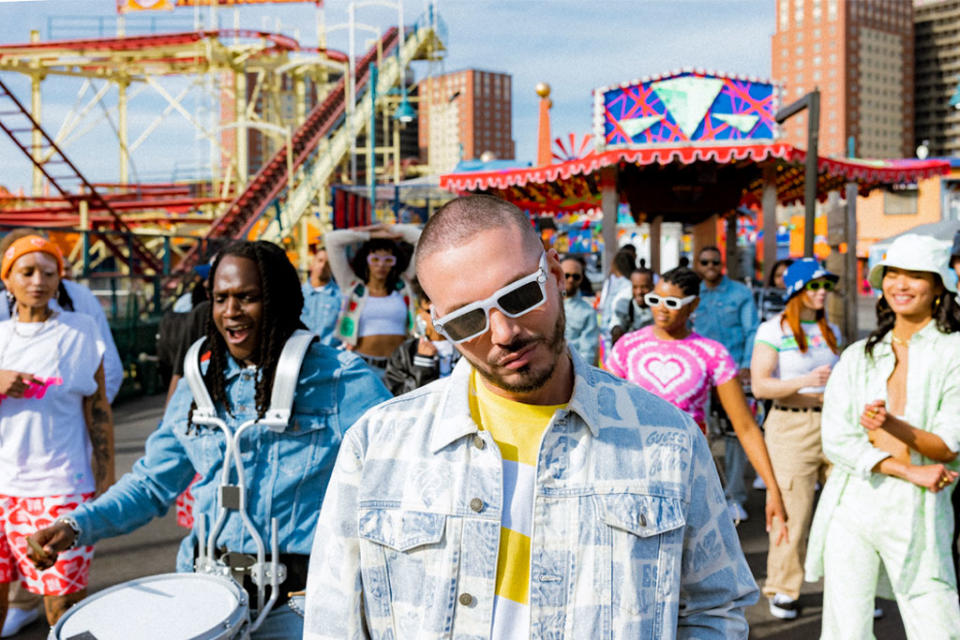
[439,142,950,215]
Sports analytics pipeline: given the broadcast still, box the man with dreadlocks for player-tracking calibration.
[29,240,390,637]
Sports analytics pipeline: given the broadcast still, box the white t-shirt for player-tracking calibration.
[0,280,123,402]
[754,315,841,394]
[0,311,105,496]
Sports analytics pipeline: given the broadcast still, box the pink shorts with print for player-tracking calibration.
[0,493,94,596]
[175,474,200,529]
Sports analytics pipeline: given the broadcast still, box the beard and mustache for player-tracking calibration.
[463,303,567,395]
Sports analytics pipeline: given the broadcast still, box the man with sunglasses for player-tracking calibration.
[694,246,760,525]
[304,195,757,639]
[560,256,598,365]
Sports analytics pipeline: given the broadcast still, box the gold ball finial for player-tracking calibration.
[535,82,551,98]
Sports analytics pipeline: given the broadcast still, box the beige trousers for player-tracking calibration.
[762,406,830,600]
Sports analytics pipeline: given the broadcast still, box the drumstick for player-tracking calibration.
[287,590,305,598]
[27,536,50,562]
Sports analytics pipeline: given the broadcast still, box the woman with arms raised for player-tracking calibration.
[325,224,420,376]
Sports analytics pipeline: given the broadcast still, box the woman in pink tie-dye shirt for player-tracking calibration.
[608,266,788,540]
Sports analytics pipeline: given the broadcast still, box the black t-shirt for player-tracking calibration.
[157,300,210,377]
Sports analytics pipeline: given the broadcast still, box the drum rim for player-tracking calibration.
[51,572,249,640]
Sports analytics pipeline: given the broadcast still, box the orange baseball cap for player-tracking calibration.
[1,235,64,280]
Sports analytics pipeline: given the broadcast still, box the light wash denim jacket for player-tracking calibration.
[70,343,391,571]
[563,295,599,366]
[304,349,758,639]
[301,280,343,346]
[693,277,758,369]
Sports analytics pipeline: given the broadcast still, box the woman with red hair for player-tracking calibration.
[750,258,840,621]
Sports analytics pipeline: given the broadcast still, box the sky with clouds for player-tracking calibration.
[0,0,776,192]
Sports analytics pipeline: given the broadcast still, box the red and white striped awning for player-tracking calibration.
[439,142,950,215]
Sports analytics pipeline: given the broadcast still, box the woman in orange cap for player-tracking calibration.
[0,235,114,628]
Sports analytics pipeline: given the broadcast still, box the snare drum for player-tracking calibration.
[50,573,248,640]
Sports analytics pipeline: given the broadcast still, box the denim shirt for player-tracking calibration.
[304,349,758,639]
[301,280,343,346]
[693,277,758,369]
[563,295,599,365]
[70,343,391,572]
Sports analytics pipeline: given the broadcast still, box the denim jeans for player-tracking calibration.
[724,435,749,505]
[252,602,303,639]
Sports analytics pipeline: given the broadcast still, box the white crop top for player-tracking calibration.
[754,316,841,394]
[358,291,408,337]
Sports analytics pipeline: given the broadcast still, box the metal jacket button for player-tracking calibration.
[472,435,485,449]
[459,593,473,606]
[469,498,484,512]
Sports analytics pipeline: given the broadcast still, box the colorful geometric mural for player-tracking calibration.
[594,70,779,148]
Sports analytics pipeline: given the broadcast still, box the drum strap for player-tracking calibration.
[182,329,316,432]
[214,550,309,608]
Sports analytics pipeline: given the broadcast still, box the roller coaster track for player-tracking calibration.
[0,78,163,273]
[258,17,437,244]
[175,11,438,267]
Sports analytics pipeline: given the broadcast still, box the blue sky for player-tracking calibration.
[0,0,775,192]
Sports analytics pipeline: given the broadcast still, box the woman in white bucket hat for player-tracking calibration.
[805,233,960,638]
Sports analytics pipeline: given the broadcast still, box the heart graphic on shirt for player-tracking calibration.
[640,355,686,394]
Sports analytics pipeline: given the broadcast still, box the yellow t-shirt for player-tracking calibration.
[468,370,566,639]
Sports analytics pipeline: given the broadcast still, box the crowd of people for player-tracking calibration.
[0,196,956,639]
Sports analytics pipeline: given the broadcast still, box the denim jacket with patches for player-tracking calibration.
[304,349,758,639]
[70,343,391,571]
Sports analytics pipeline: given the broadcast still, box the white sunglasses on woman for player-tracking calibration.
[644,292,697,309]
[431,252,549,343]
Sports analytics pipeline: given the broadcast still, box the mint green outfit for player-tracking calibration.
[805,322,960,639]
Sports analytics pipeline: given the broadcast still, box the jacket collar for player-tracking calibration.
[428,346,601,453]
[203,351,258,383]
[701,275,729,292]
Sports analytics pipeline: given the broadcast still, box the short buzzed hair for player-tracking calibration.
[698,245,721,257]
[416,195,541,272]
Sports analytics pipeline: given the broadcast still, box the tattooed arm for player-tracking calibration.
[84,362,115,496]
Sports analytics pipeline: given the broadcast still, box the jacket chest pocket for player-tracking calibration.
[715,300,741,330]
[177,426,225,477]
[357,507,459,639]
[593,493,685,639]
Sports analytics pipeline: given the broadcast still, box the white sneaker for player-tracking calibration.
[752,475,766,490]
[768,593,799,620]
[727,501,749,525]
[1,607,40,638]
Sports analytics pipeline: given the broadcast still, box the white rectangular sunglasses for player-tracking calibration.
[431,252,549,343]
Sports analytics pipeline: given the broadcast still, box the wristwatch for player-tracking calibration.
[55,516,82,549]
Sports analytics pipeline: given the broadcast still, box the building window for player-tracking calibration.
[883,188,918,215]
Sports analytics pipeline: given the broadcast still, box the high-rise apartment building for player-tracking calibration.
[772,0,914,158]
[417,69,514,173]
[915,0,960,157]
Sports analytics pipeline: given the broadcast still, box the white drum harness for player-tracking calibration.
[181,329,315,633]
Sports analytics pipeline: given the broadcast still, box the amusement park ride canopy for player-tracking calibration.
[441,70,948,222]
[439,140,948,220]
